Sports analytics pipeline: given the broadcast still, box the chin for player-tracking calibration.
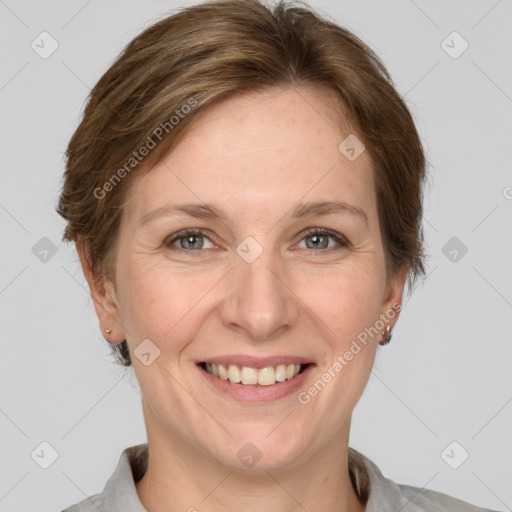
[203,429,310,473]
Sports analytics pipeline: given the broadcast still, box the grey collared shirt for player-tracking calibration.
[61,444,500,512]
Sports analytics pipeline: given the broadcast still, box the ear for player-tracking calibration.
[380,262,408,329]
[75,239,126,343]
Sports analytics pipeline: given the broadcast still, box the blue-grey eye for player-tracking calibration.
[165,230,215,250]
[180,234,204,250]
[305,233,330,249]
[298,229,349,250]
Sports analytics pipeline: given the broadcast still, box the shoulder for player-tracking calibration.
[397,483,500,512]
[349,447,500,512]
[60,492,102,512]
[59,444,148,512]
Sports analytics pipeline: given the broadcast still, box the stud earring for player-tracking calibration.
[105,327,112,334]
[380,324,392,345]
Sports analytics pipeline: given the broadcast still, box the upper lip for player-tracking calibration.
[197,355,315,368]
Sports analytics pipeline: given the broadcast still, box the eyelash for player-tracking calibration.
[164,228,350,253]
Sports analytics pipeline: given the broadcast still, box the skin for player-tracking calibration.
[77,85,407,512]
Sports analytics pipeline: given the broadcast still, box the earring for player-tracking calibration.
[380,324,392,345]
[104,327,124,345]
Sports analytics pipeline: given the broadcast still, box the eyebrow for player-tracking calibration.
[138,200,369,227]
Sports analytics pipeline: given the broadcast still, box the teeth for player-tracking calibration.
[275,364,287,382]
[257,367,275,386]
[205,362,304,385]
[228,364,241,383]
[218,364,228,380]
[240,366,258,385]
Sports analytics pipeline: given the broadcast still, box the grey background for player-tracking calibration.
[0,0,511,511]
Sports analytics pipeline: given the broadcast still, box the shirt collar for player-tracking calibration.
[99,443,405,511]
[101,444,148,512]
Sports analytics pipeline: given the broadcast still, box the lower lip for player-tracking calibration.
[198,364,314,403]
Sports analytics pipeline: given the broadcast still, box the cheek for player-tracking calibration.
[117,258,220,346]
[306,267,381,414]
[303,261,384,339]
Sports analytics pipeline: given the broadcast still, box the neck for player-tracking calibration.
[135,418,366,512]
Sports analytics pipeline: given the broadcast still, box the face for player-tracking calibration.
[83,86,405,472]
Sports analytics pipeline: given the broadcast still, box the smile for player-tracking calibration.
[200,362,308,386]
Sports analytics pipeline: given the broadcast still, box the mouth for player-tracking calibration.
[198,362,311,386]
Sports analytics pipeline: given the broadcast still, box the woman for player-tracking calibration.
[56,0,499,510]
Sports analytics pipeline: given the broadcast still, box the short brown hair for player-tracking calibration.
[56,0,429,372]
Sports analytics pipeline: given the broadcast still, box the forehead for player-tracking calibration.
[122,86,378,229]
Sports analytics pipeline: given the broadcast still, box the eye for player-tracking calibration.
[296,228,350,251]
[164,227,350,253]
[164,229,216,251]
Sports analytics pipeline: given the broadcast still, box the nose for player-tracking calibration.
[220,250,299,342]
